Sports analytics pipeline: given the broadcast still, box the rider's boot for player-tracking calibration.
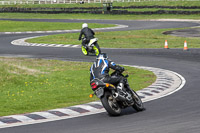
[82,40,88,50]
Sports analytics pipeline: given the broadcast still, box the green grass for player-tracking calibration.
[0,57,156,116]
[27,28,200,48]
[0,13,200,20]
[0,20,115,32]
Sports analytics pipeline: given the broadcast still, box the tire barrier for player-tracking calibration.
[0,7,102,11]
[0,6,200,14]
[113,5,200,9]
[0,5,200,11]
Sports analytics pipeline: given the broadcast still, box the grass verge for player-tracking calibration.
[27,28,200,48]
[0,20,115,32]
[0,57,156,116]
[0,13,200,20]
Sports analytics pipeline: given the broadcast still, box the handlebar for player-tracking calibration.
[111,68,125,76]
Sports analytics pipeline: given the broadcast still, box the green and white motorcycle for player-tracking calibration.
[81,38,101,56]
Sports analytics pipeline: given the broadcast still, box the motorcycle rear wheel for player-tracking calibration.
[81,46,88,56]
[131,90,144,111]
[101,91,121,116]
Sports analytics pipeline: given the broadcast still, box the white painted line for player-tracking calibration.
[31,112,58,119]
[63,45,71,47]
[9,115,34,122]
[55,44,63,47]
[35,44,42,46]
[48,44,56,46]
[50,109,80,115]
[26,31,33,33]
[4,32,12,34]
[72,45,79,47]
[46,31,54,33]
[89,101,102,105]
[0,121,6,125]
[74,105,99,111]
[40,44,48,46]
[35,31,43,33]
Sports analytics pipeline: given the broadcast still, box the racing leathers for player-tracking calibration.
[90,58,125,90]
[78,27,95,47]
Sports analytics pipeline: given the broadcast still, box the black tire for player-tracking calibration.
[94,43,101,56]
[101,91,121,116]
[131,90,145,111]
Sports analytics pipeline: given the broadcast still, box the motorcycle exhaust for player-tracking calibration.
[113,93,126,101]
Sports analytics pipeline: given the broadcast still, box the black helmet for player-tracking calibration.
[96,53,108,60]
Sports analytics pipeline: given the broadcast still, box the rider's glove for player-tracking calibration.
[120,67,125,72]
[116,66,125,73]
[121,67,125,72]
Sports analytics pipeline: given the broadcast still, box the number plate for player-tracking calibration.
[95,87,104,98]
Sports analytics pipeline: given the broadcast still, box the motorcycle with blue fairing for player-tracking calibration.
[90,69,144,116]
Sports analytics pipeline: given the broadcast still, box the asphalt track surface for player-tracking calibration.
[0,19,200,133]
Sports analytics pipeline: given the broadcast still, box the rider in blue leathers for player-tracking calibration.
[90,53,126,95]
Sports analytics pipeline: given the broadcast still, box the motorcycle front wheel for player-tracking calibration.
[131,90,145,111]
[93,44,101,56]
[81,46,88,56]
[101,91,121,116]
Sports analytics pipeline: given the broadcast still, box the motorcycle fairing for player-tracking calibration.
[88,38,98,46]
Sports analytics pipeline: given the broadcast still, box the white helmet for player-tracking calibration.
[82,23,88,29]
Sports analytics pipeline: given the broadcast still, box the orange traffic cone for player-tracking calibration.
[184,40,188,50]
[164,40,169,49]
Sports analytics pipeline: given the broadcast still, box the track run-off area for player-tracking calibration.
[0,19,200,133]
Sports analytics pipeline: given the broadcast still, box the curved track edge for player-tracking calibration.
[0,65,185,129]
